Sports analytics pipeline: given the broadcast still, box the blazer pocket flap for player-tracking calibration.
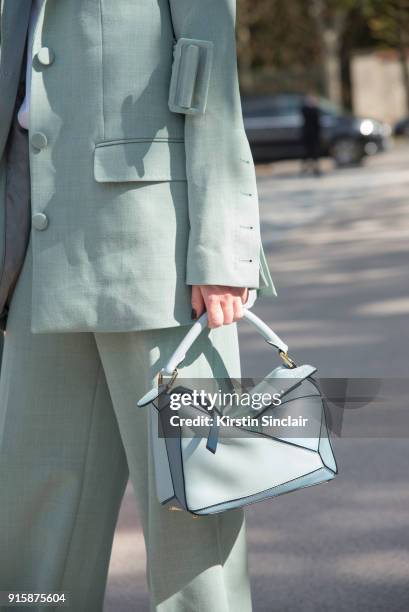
[94,139,187,183]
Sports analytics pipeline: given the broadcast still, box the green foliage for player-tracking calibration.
[237,0,409,100]
[237,0,320,70]
[360,0,409,47]
[237,0,409,69]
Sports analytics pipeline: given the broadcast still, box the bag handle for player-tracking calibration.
[160,309,293,380]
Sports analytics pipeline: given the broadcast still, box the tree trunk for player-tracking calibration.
[397,7,409,114]
[323,20,344,105]
[339,8,363,111]
[236,0,254,91]
[309,0,344,105]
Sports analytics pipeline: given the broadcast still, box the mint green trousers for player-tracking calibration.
[0,240,252,612]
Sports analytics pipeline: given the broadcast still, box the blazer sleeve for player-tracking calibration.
[168,0,277,296]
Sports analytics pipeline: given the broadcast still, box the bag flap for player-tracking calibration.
[94,138,187,183]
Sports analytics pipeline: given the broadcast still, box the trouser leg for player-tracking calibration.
[95,324,252,612]
[0,242,129,612]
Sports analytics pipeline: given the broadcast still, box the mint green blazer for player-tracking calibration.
[0,0,276,333]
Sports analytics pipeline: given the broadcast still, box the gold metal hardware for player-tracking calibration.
[158,368,178,388]
[168,505,200,518]
[279,350,297,369]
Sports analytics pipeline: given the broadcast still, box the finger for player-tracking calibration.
[191,285,205,319]
[233,297,244,322]
[241,288,249,304]
[221,297,234,325]
[205,297,224,328]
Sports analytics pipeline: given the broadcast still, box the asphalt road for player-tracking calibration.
[104,146,409,612]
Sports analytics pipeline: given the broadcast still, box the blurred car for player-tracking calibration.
[394,117,409,137]
[242,93,391,166]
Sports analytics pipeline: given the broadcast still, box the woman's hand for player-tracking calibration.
[191,285,249,328]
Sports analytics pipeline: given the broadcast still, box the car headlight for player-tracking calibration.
[359,119,375,136]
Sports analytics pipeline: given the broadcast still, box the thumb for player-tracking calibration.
[191,285,205,319]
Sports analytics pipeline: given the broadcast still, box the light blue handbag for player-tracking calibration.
[137,310,338,516]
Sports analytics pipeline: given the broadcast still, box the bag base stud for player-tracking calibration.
[168,505,200,518]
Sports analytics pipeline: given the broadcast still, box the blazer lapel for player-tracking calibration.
[0,0,32,158]
[0,0,33,79]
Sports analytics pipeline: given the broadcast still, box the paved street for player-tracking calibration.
[105,145,409,611]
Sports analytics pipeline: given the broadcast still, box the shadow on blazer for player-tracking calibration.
[0,0,277,335]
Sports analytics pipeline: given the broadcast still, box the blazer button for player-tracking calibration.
[31,132,48,150]
[32,212,49,231]
[36,47,55,66]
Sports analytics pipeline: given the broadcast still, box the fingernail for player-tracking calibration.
[191,308,197,320]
